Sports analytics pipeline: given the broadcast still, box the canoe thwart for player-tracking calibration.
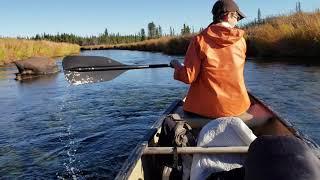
[143,146,249,155]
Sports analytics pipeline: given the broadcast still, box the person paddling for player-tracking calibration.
[171,0,271,127]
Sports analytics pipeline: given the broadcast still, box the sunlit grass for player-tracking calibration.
[245,12,320,57]
[84,11,320,58]
[0,38,80,65]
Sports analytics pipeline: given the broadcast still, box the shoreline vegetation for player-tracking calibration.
[0,39,80,65]
[1,11,320,66]
[81,35,193,55]
[82,12,320,58]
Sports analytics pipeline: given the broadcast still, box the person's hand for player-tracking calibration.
[170,59,183,69]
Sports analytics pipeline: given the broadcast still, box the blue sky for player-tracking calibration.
[0,0,319,37]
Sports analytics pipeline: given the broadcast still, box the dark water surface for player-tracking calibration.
[0,50,319,179]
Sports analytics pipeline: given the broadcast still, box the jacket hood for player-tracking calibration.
[202,24,244,48]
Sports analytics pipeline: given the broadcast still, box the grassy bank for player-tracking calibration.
[245,12,320,57]
[82,12,320,58]
[0,38,80,65]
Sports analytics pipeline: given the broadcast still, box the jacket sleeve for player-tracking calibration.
[174,37,201,84]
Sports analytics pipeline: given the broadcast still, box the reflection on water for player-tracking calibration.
[18,74,60,85]
[0,64,17,80]
[0,50,319,179]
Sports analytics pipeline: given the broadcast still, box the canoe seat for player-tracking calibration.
[174,106,213,129]
[174,103,274,129]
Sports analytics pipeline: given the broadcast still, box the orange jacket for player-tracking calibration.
[174,24,250,118]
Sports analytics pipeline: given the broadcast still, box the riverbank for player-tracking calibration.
[82,12,320,58]
[0,38,80,65]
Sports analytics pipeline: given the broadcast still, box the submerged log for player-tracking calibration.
[14,57,59,80]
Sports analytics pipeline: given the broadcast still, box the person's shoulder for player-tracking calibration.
[194,24,212,42]
[232,26,245,37]
[198,23,214,36]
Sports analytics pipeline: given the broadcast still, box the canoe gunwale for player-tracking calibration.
[114,99,181,180]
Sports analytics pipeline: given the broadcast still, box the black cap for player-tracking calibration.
[211,0,246,20]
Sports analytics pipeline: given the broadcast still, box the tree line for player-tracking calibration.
[30,22,194,46]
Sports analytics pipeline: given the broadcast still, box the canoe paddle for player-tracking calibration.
[62,56,171,85]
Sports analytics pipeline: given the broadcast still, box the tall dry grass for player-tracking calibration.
[0,38,80,65]
[245,12,320,57]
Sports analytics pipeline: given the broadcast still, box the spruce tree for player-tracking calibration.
[258,8,262,23]
[140,28,146,41]
[148,22,156,39]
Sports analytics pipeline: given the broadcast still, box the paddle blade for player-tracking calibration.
[64,69,126,85]
[62,56,124,70]
[61,55,170,85]
[62,56,127,85]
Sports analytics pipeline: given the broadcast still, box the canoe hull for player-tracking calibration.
[115,93,319,180]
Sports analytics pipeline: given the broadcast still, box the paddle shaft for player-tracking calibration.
[66,64,170,72]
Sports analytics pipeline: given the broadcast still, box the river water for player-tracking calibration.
[0,50,319,179]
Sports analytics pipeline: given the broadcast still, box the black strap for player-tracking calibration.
[172,147,182,171]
